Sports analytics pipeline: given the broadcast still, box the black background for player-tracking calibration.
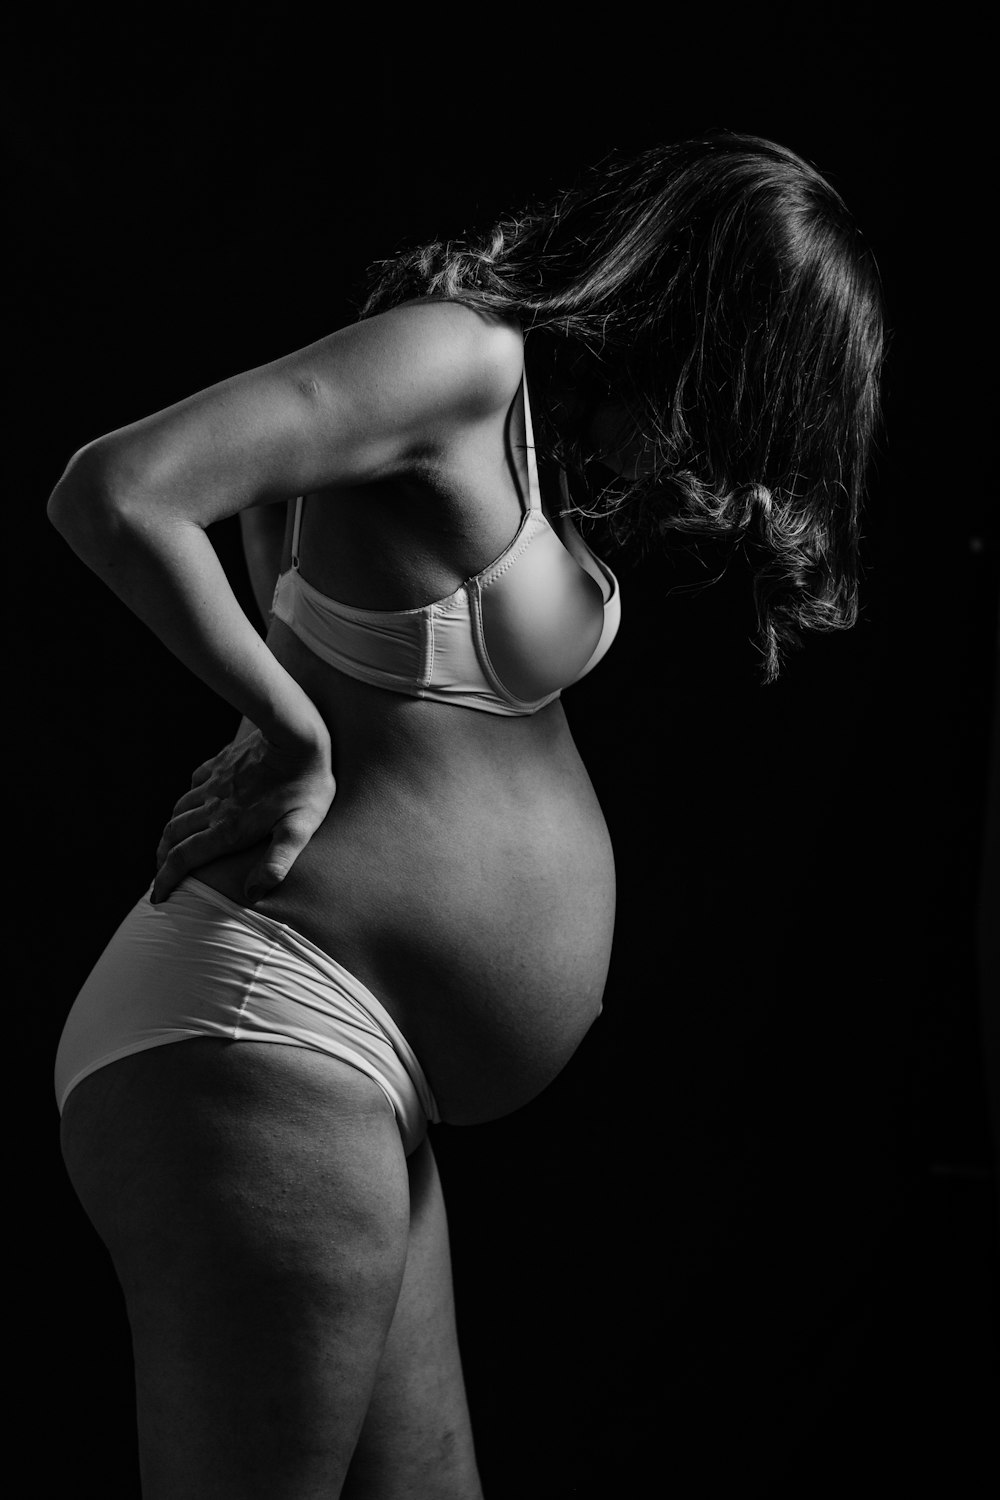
[11,10,997,1497]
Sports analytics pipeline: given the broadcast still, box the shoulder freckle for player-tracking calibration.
[294,375,323,403]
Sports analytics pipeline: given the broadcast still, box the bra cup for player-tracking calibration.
[477,525,606,703]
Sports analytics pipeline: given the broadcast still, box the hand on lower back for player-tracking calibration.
[151,728,335,905]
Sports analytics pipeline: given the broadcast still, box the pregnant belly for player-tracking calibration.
[195,773,616,1124]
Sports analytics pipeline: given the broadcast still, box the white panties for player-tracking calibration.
[54,877,439,1155]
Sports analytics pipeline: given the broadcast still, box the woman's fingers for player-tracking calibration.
[168,783,214,818]
[188,756,218,788]
[244,810,318,904]
[151,730,336,907]
[152,795,301,904]
[154,806,307,907]
[155,803,215,866]
[151,823,240,905]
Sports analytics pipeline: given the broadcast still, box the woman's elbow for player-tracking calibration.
[48,444,97,522]
[47,440,128,540]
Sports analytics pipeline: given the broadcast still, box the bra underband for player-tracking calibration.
[270,366,620,714]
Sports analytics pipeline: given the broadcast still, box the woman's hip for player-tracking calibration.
[54,878,439,1155]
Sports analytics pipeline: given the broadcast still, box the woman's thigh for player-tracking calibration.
[61,1038,412,1500]
[343,1136,484,1500]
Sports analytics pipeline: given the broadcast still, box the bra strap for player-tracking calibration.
[521,368,542,513]
[290,495,303,569]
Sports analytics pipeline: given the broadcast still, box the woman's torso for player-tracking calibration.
[193,351,617,1123]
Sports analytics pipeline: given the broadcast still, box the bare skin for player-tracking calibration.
[55,302,616,1496]
[63,1045,479,1499]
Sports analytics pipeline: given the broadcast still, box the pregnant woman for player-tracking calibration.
[51,133,883,1498]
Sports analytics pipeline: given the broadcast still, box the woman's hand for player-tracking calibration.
[151,728,336,906]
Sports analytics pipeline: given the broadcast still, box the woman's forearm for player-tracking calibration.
[48,458,326,751]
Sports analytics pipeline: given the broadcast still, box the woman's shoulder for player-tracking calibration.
[355,298,525,419]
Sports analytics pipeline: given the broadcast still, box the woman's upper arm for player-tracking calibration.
[52,302,524,526]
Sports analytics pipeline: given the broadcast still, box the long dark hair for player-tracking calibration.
[361,133,885,681]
